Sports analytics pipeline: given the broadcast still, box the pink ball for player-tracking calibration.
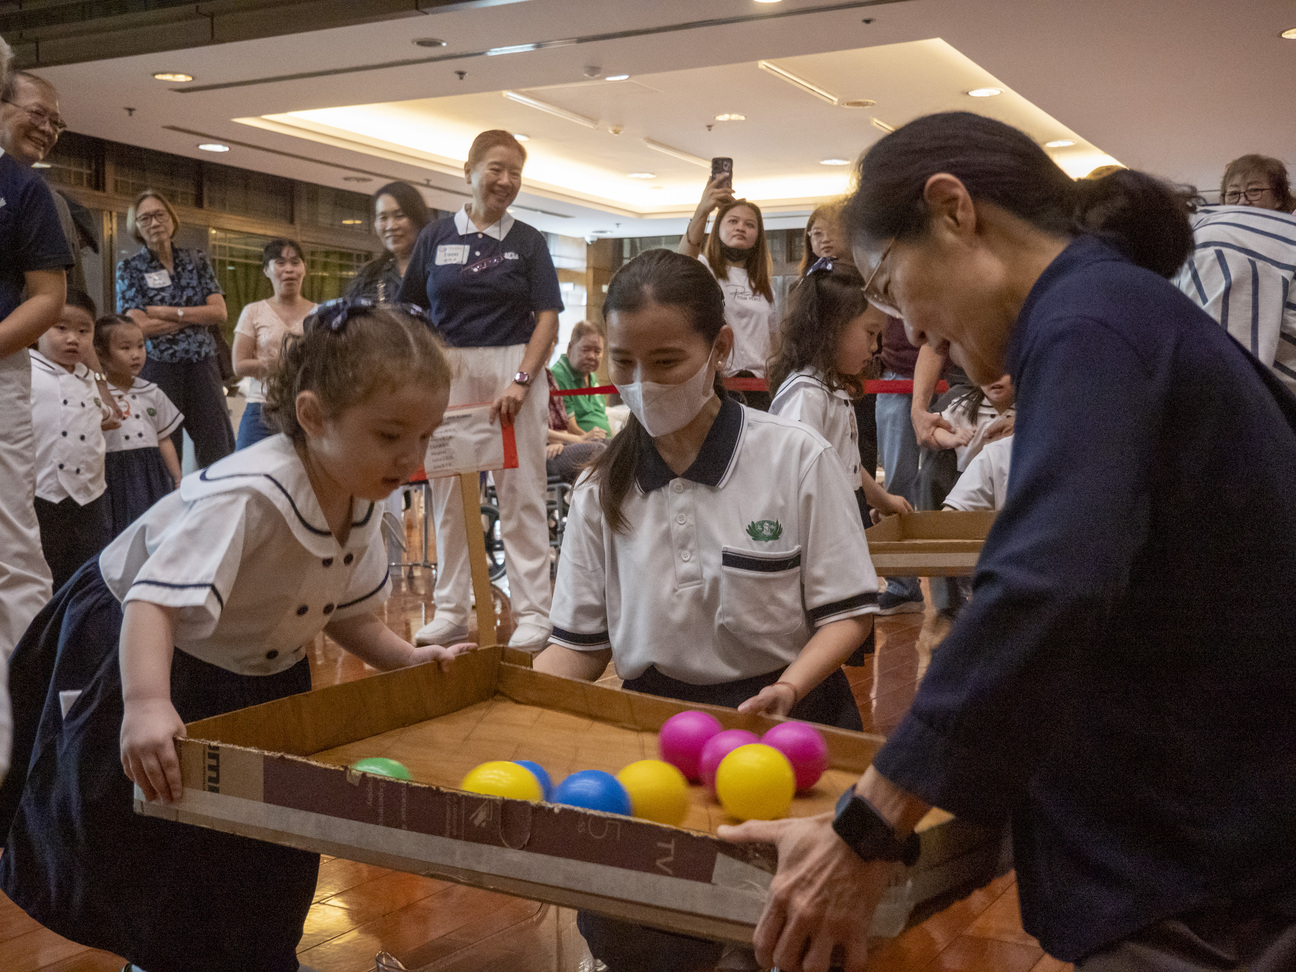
[762,721,830,792]
[699,729,760,791]
[658,711,724,782]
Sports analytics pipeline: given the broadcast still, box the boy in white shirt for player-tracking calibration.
[30,289,111,590]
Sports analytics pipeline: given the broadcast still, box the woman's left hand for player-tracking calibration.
[738,681,798,717]
[411,640,476,671]
[546,443,564,460]
[491,381,528,426]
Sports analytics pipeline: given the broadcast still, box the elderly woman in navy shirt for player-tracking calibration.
[722,112,1296,972]
[400,130,562,651]
[116,190,232,468]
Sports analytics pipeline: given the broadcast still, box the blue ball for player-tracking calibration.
[551,770,632,815]
[513,760,553,800]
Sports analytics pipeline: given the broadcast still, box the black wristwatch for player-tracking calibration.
[832,786,921,866]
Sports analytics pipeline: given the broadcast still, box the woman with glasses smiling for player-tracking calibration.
[722,111,1296,972]
[1220,153,1295,212]
[399,130,562,653]
[116,189,233,469]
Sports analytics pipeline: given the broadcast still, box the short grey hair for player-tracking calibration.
[0,35,12,90]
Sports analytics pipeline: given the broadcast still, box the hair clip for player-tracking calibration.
[305,297,437,334]
[807,256,835,276]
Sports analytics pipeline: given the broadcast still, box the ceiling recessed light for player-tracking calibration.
[1282,27,1296,39]
[628,172,655,179]
[967,87,1003,98]
[754,0,784,4]
[197,143,229,153]
[512,133,530,142]
[341,219,364,225]
[342,175,372,183]
[413,37,447,48]
[153,72,193,83]
[604,74,630,82]
[591,230,611,235]
[714,113,746,122]
[838,99,877,109]
[487,43,540,56]
[32,161,50,169]
[1045,139,1076,148]
[820,158,851,166]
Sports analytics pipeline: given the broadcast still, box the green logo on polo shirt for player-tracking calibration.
[146,407,157,416]
[746,520,783,542]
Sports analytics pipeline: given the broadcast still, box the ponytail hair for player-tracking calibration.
[842,111,1194,279]
[769,263,869,397]
[587,249,727,534]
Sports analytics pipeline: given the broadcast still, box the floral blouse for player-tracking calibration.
[116,246,224,363]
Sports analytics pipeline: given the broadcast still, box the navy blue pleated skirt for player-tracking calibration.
[104,447,174,538]
[0,561,317,972]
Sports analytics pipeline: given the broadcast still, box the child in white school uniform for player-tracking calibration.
[95,313,183,538]
[928,374,1015,472]
[943,434,1013,513]
[0,299,467,972]
[534,250,879,972]
[29,288,113,591]
[769,257,912,525]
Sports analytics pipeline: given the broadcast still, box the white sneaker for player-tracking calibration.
[413,616,469,646]
[508,621,553,650]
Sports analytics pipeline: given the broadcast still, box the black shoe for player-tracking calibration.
[877,592,925,615]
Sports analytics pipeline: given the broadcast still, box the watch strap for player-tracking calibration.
[832,786,921,866]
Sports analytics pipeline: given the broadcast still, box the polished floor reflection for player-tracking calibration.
[0,572,1071,971]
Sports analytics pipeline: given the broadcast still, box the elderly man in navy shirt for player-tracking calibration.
[0,35,72,781]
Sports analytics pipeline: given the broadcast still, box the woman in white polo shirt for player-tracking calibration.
[679,177,779,409]
[536,248,877,720]
[535,247,877,971]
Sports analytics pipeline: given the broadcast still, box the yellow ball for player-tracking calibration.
[714,744,796,821]
[460,761,544,801]
[616,759,690,826]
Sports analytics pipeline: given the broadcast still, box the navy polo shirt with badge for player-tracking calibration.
[398,209,562,348]
[0,151,73,320]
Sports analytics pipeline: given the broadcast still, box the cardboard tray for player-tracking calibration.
[865,511,997,576]
[138,646,1004,943]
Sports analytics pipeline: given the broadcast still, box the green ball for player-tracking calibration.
[350,757,412,780]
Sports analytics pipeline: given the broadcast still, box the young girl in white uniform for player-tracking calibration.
[680,178,779,408]
[769,258,912,525]
[534,249,879,972]
[0,299,465,972]
[95,313,183,537]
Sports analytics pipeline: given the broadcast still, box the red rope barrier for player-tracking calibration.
[551,379,949,397]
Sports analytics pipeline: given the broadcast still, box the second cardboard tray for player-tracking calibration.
[865,510,996,576]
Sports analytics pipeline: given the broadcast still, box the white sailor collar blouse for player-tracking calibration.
[98,434,391,676]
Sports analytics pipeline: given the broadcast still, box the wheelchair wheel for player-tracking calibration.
[480,504,507,581]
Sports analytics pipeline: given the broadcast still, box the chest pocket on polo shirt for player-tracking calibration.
[718,545,804,639]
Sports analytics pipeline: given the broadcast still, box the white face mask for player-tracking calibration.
[616,352,717,437]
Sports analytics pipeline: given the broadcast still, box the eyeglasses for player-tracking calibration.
[306,297,437,334]
[1223,187,1275,204]
[135,212,171,226]
[861,237,901,317]
[1,99,67,135]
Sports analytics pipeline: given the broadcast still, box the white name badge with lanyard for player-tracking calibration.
[435,245,470,266]
[422,403,518,478]
[143,269,172,288]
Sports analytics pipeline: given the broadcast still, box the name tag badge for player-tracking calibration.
[144,269,172,288]
[435,244,470,266]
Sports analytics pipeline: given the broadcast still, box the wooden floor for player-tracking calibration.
[0,570,1073,972]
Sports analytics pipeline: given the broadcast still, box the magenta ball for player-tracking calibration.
[699,729,760,791]
[658,711,724,782]
[762,721,830,791]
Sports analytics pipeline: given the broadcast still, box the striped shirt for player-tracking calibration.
[1172,205,1296,391]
